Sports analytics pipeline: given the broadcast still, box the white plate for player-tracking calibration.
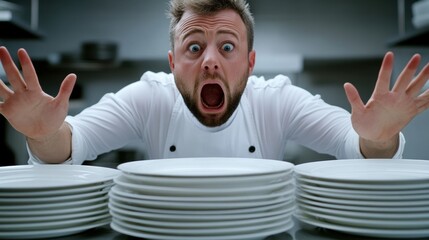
[298,182,429,196]
[112,216,292,236]
[0,188,109,204]
[118,158,293,177]
[297,209,429,229]
[0,182,114,197]
[111,184,294,202]
[298,185,429,201]
[109,199,294,221]
[111,220,293,240]
[296,190,429,207]
[110,206,290,228]
[114,175,291,196]
[0,194,108,210]
[0,208,109,223]
[0,165,120,189]
[109,197,293,215]
[109,190,292,210]
[294,159,429,183]
[294,212,429,239]
[0,218,110,239]
[0,213,111,231]
[122,171,292,188]
[0,201,108,217]
[295,175,429,190]
[296,195,429,213]
[297,203,429,220]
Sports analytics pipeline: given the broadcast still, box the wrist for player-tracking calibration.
[359,134,399,158]
[26,122,72,164]
[27,123,70,143]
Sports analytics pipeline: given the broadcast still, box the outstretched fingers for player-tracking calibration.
[0,47,26,92]
[392,54,421,93]
[54,74,77,106]
[17,48,42,92]
[373,52,394,95]
[344,82,365,113]
[415,89,429,113]
[0,79,13,101]
[406,62,429,97]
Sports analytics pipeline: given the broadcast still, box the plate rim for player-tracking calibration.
[110,220,293,240]
[295,212,429,238]
[118,157,293,177]
[294,159,429,183]
[0,165,120,190]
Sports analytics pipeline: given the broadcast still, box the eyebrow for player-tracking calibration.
[181,28,240,42]
[218,29,239,40]
[181,28,204,42]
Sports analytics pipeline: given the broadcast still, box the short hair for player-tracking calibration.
[168,0,254,52]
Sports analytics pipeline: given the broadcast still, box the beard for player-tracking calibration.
[176,71,249,127]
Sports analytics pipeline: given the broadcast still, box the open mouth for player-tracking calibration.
[201,83,225,109]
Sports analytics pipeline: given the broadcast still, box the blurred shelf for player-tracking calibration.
[388,26,429,47]
[388,0,428,47]
[0,15,43,39]
[303,57,383,70]
[32,58,170,72]
[48,61,122,71]
[0,0,43,40]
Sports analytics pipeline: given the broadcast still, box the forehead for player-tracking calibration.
[175,8,247,40]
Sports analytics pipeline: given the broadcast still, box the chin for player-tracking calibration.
[197,114,228,127]
[193,107,234,127]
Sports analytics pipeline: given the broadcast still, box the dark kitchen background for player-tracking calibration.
[1,0,428,167]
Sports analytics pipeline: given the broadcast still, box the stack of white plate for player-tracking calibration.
[0,165,120,239]
[412,0,429,28]
[109,157,295,240]
[294,159,429,239]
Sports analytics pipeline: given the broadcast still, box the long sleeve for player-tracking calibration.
[28,71,177,165]
[246,75,405,160]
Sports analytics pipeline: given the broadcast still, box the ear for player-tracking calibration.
[248,50,256,75]
[168,50,175,72]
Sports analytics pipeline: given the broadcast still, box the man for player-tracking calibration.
[0,0,428,165]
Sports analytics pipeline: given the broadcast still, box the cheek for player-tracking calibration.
[175,76,191,93]
[174,58,202,85]
[174,57,200,77]
[174,72,199,100]
[227,62,249,87]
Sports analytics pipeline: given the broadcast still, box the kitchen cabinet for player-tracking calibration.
[389,0,429,47]
[0,0,43,39]
[389,26,429,46]
[0,15,42,39]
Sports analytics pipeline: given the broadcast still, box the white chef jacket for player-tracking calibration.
[28,71,404,165]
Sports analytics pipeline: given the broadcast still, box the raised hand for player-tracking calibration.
[0,47,76,141]
[344,52,429,148]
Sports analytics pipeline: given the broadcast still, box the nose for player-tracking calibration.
[202,46,219,74]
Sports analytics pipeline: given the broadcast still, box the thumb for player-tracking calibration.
[55,74,77,104]
[344,82,364,112]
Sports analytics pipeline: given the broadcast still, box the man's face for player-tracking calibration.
[168,9,255,127]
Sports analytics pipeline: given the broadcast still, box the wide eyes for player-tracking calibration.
[187,43,234,53]
[189,44,201,53]
[222,43,234,52]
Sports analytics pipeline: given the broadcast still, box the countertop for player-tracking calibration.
[47,218,429,240]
